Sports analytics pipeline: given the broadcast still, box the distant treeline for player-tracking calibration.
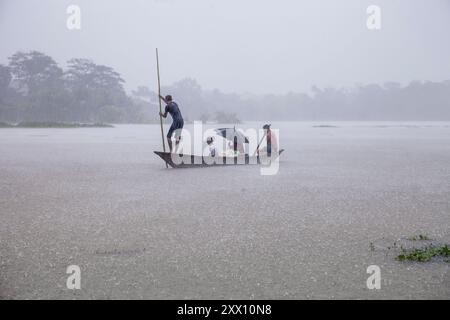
[1,51,449,123]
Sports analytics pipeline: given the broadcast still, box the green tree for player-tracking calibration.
[132,86,153,101]
[214,111,240,124]
[0,65,11,94]
[8,51,62,95]
[8,51,65,121]
[64,58,129,122]
[0,65,12,121]
[162,78,205,119]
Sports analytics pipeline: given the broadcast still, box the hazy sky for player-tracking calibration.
[1,0,450,94]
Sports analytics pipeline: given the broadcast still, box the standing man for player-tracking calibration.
[159,94,184,152]
[257,124,278,157]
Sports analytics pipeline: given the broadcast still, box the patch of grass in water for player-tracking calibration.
[0,122,14,128]
[397,244,450,262]
[15,122,114,128]
[407,234,430,241]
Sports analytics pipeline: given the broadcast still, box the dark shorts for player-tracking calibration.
[167,119,184,139]
[267,144,272,157]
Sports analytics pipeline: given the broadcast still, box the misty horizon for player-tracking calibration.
[1,49,450,123]
[5,48,450,96]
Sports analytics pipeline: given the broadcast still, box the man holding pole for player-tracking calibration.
[159,94,184,152]
[257,124,278,157]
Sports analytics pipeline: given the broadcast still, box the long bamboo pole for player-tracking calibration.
[252,132,267,156]
[156,48,168,168]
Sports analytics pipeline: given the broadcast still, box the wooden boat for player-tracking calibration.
[154,149,284,168]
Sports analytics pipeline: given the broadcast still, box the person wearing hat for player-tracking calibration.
[257,124,278,157]
[159,94,184,152]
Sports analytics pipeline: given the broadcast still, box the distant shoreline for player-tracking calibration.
[2,121,450,129]
[0,122,114,128]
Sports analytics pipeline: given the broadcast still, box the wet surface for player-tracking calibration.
[0,122,449,299]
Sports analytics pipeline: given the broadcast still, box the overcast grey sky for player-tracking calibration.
[1,0,449,94]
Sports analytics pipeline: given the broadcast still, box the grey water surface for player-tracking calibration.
[0,122,449,299]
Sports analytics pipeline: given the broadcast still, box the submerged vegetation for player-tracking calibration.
[407,234,430,241]
[0,122,113,128]
[0,122,14,128]
[397,245,450,262]
[370,234,449,263]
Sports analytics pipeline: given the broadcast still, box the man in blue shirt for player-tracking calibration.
[159,94,184,152]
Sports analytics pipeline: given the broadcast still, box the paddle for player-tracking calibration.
[156,48,168,168]
[252,131,267,157]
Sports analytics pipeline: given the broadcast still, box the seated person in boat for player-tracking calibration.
[257,124,278,156]
[228,138,245,155]
[206,136,217,157]
[159,94,184,152]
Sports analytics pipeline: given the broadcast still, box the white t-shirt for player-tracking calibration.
[209,145,217,157]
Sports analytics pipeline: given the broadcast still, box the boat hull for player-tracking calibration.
[154,150,284,168]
